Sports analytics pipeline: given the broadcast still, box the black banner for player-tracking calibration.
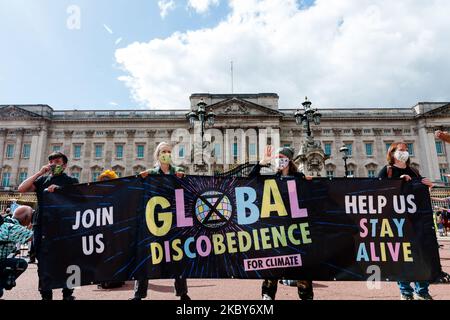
[40,176,441,289]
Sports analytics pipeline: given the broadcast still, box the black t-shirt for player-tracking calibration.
[378,165,422,179]
[33,173,79,225]
[248,163,306,179]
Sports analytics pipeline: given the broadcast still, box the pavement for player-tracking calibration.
[2,237,450,300]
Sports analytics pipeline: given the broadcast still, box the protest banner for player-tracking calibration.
[39,176,440,289]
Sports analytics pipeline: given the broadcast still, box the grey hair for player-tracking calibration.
[154,142,172,166]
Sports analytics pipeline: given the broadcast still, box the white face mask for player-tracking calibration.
[394,150,409,163]
[275,158,289,170]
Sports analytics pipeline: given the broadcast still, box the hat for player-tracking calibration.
[276,147,295,160]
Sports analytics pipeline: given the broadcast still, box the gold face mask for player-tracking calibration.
[159,153,172,165]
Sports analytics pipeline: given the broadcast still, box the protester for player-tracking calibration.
[97,170,126,290]
[18,152,79,300]
[131,142,190,301]
[0,205,34,298]
[378,142,434,300]
[249,145,314,301]
[435,210,446,237]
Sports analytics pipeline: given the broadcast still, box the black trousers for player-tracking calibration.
[134,278,188,299]
[0,258,28,290]
[262,279,314,300]
[34,227,73,300]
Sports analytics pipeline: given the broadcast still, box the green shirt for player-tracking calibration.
[146,165,184,175]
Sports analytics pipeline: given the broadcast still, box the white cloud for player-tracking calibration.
[116,0,450,109]
[158,0,176,18]
[188,0,220,14]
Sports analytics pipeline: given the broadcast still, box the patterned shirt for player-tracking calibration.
[0,217,33,260]
[146,165,184,175]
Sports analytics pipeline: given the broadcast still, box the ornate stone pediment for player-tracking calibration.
[223,103,249,115]
[207,98,284,117]
[0,105,43,120]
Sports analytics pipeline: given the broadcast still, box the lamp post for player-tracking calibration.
[187,99,216,166]
[339,145,349,177]
[294,97,326,177]
[294,97,322,144]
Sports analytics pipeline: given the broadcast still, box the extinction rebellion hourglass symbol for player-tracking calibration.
[194,190,233,229]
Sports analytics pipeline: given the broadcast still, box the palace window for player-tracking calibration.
[73,145,82,159]
[365,143,373,156]
[436,141,445,155]
[6,144,14,158]
[1,172,11,187]
[136,145,145,159]
[94,144,103,158]
[115,145,124,159]
[22,144,31,159]
[19,170,28,184]
[324,143,332,156]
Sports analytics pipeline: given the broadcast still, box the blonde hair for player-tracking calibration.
[154,142,172,166]
[99,170,118,181]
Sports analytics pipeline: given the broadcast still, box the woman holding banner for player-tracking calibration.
[131,142,190,301]
[249,145,314,300]
[378,141,434,300]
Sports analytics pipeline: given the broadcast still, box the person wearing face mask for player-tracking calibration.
[18,152,79,300]
[131,142,189,301]
[249,145,314,300]
[0,205,34,298]
[378,142,434,300]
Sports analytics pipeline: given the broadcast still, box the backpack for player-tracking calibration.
[387,165,420,178]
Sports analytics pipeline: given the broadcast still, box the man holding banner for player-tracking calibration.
[18,152,79,300]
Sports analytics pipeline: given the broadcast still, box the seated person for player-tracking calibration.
[0,206,34,298]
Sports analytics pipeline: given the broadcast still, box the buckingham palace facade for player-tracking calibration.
[1,93,450,190]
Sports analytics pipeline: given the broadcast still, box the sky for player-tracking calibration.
[0,0,449,110]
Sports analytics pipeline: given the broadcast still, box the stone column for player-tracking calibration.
[0,129,7,170]
[11,128,24,187]
[372,128,383,160]
[28,129,41,175]
[257,127,268,166]
[372,128,384,174]
[291,129,303,157]
[418,125,441,181]
[352,129,364,177]
[63,130,74,157]
[332,129,343,176]
[125,130,136,176]
[105,130,115,169]
[82,130,95,183]
[147,129,156,168]
[33,127,49,173]
[270,127,281,156]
